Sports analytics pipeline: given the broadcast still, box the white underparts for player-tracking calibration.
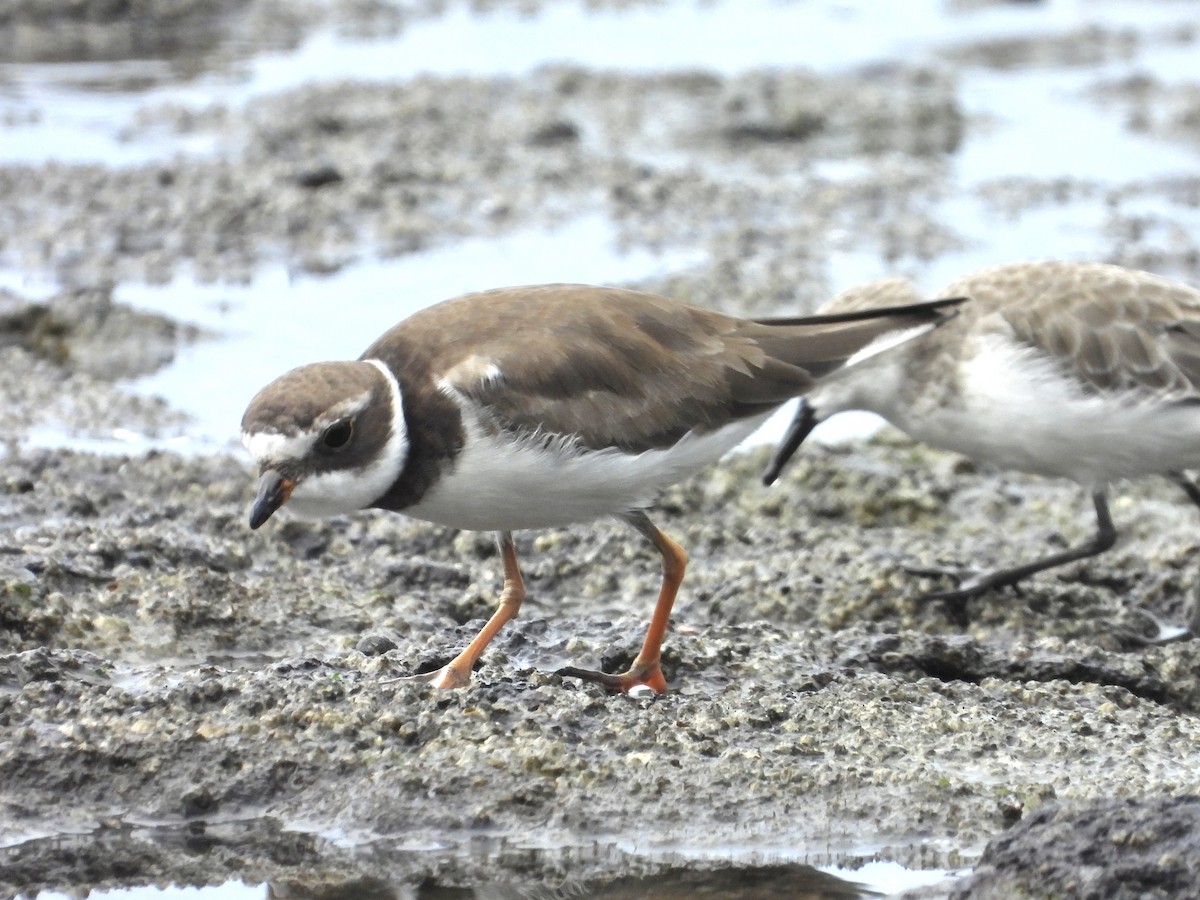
[911,332,1200,485]
[405,402,774,531]
[819,329,1200,487]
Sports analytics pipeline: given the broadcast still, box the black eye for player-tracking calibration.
[320,420,353,451]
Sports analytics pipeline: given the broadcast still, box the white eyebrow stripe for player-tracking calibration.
[317,390,373,427]
[241,391,372,465]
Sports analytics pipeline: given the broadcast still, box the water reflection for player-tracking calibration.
[9,818,950,900]
[269,862,876,898]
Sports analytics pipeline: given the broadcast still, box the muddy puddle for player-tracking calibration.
[10,818,961,898]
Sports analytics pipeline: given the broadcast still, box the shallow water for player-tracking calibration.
[17,820,960,899]
[116,214,701,452]
[6,1,1198,451]
[35,884,264,900]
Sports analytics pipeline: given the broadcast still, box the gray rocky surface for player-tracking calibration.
[2,436,1200,897]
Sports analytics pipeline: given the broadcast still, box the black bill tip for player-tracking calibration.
[249,470,294,529]
[762,398,818,487]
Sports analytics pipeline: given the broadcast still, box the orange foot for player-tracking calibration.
[556,661,667,695]
[404,664,473,689]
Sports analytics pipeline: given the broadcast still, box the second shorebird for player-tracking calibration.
[765,260,1200,629]
[241,283,962,694]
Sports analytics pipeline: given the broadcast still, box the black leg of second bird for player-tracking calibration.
[920,490,1117,604]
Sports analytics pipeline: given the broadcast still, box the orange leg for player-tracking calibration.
[409,532,525,689]
[557,511,687,695]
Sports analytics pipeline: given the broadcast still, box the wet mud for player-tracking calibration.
[3,1,1200,898]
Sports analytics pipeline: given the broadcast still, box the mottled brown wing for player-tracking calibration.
[943,262,1200,398]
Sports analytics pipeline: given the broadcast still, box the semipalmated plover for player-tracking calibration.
[765,261,1200,632]
[242,283,963,693]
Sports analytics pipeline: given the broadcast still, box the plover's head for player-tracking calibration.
[761,281,964,487]
[240,359,408,528]
[801,276,959,424]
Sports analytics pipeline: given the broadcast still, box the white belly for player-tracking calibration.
[893,333,1200,487]
[405,411,773,532]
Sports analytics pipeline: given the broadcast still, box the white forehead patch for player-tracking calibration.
[242,430,312,465]
[242,360,409,517]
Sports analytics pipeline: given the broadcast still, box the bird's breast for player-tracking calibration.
[402,409,773,532]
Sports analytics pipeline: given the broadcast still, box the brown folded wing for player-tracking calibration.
[368,284,953,455]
